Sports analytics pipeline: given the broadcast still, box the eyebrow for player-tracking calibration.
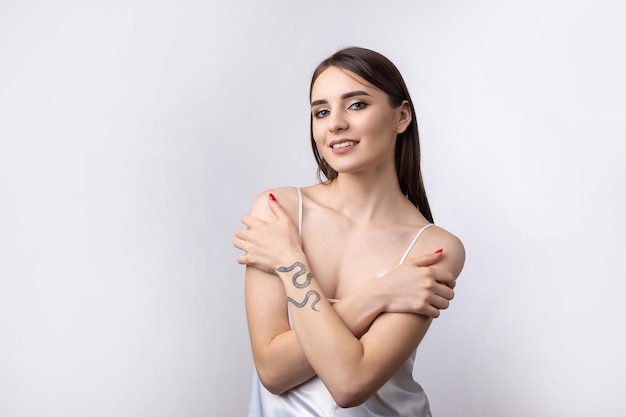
[310,90,371,107]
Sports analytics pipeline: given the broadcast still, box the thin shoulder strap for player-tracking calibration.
[297,187,303,237]
[398,223,434,265]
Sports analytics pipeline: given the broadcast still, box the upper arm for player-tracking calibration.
[407,225,465,281]
[243,187,293,339]
[243,188,301,370]
[433,229,465,280]
[245,264,290,359]
[356,311,432,395]
[346,227,465,401]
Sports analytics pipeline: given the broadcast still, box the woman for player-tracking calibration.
[234,47,465,416]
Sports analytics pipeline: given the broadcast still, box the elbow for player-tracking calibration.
[261,381,287,396]
[328,379,373,409]
[333,391,370,409]
[335,395,367,409]
[257,368,289,395]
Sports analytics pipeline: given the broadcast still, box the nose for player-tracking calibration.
[328,110,348,133]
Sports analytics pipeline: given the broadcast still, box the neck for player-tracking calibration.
[325,168,411,224]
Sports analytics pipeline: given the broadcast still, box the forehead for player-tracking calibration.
[310,66,381,101]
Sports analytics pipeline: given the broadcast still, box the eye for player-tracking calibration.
[348,101,367,111]
[314,109,330,119]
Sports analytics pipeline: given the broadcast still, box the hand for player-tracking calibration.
[234,194,304,274]
[378,251,455,318]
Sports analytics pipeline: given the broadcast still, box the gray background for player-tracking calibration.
[1,0,624,416]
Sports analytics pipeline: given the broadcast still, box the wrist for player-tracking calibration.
[275,248,306,269]
[274,252,309,283]
[357,278,387,316]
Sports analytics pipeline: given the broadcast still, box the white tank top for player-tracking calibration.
[247,188,433,416]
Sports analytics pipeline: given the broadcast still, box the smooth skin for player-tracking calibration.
[234,66,465,407]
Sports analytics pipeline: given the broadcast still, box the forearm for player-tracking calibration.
[255,279,384,393]
[254,329,316,394]
[275,258,371,399]
[332,279,384,337]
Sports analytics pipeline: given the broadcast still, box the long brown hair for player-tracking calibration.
[309,46,433,223]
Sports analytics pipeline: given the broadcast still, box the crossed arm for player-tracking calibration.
[235,191,465,406]
[244,253,449,395]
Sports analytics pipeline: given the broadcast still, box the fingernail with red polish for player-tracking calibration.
[434,248,444,254]
[269,193,276,201]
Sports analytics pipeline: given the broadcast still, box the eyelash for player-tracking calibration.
[348,101,367,110]
[314,109,330,118]
[313,101,368,119]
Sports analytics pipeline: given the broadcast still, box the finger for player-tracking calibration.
[234,228,248,240]
[421,305,441,319]
[434,271,456,290]
[411,249,444,267]
[431,285,454,305]
[429,295,450,311]
[233,237,247,252]
[423,266,455,289]
[236,254,248,265]
[267,192,290,220]
[434,285,455,301]
[240,214,263,228]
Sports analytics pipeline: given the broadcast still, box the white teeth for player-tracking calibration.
[332,141,357,149]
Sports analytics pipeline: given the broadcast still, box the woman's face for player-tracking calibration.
[310,66,410,176]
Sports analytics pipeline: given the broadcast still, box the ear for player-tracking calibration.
[395,100,412,134]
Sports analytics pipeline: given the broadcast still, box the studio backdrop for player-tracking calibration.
[0,1,624,416]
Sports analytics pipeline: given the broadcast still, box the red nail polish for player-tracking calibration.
[434,248,443,254]
[269,193,276,201]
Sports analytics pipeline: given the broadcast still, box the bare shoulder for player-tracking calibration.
[412,224,466,279]
[249,186,301,223]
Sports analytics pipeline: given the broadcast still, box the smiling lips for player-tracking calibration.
[330,140,359,153]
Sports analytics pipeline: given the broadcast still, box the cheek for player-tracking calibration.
[312,122,325,147]
[358,115,394,141]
